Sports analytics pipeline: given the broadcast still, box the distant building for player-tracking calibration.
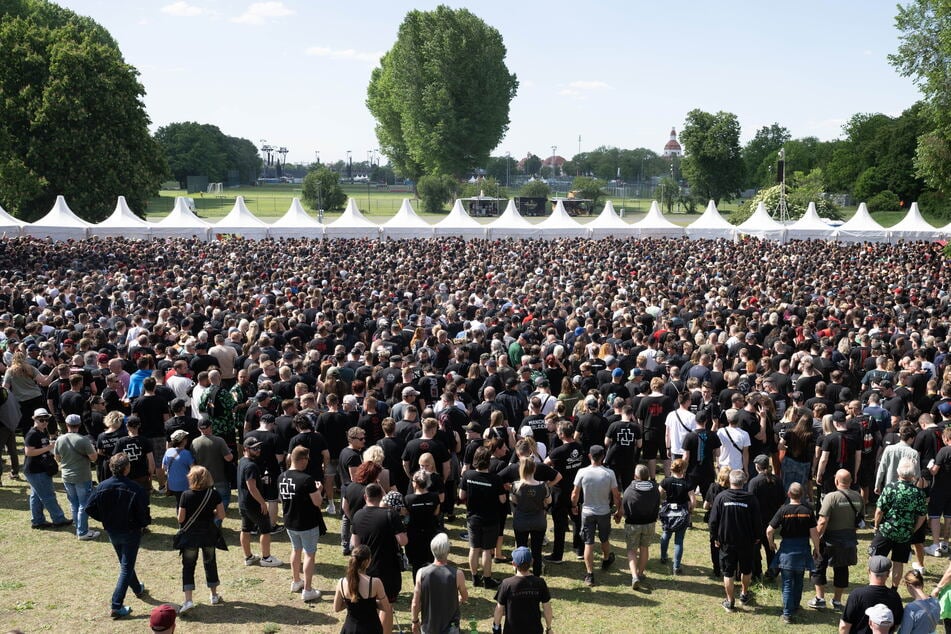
[663,127,683,158]
[541,155,566,176]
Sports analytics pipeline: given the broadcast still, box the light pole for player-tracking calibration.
[260,140,273,178]
[346,150,352,183]
[315,150,320,166]
[505,151,511,191]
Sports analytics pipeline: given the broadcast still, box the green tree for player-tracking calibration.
[301,168,346,212]
[366,6,518,180]
[742,124,791,188]
[679,109,744,205]
[520,154,542,176]
[0,0,165,221]
[658,177,679,214]
[571,176,606,209]
[519,179,550,199]
[416,174,458,213]
[155,122,262,186]
[730,168,842,223]
[484,156,517,187]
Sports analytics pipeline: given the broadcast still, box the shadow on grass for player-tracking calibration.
[175,598,337,626]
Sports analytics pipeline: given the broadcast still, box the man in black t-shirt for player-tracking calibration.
[545,420,586,562]
[709,469,761,612]
[576,397,608,453]
[765,482,820,623]
[838,555,904,633]
[286,415,330,486]
[604,405,641,491]
[682,412,722,496]
[244,414,285,529]
[402,418,451,483]
[113,416,155,492]
[492,546,553,634]
[236,437,282,568]
[337,426,366,554]
[459,446,507,589]
[278,446,323,602]
[816,412,861,495]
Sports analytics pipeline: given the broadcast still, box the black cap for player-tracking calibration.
[243,437,263,450]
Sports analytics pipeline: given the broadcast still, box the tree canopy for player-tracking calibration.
[154,122,262,186]
[679,109,744,205]
[731,169,842,224]
[301,168,346,212]
[0,0,164,221]
[366,6,518,180]
[742,124,790,189]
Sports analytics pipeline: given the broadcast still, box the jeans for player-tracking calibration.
[781,568,805,617]
[214,482,231,514]
[660,527,686,569]
[64,480,93,536]
[24,470,67,526]
[108,531,143,610]
[782,457,812,500]
[515,528,545,576]
[181,545,220,591]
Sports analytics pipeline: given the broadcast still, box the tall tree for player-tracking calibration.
[0,0,164,221]
[742,123,790,188]
[679,109,744,205]
[301,167,346,212]
[366,6,518,180]
[155,122,262,186]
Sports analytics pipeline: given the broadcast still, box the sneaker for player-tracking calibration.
[781,614,792,625]
[738,592,751,606]
[631,576,641,591]
[52,519,73,528]
[291,580,305,593]
[807,597,826,609]
[325,502,336,515]
[473,573,483,587]
[270,524,284,535]
[584,573,595,587]
[913,562,926,574]
[941,542,949,553]
[210,594,221,605]
[157,487,168,496]
[673,567,684,576]
[31,521,53,529]
[111,606,132,619]
[259,555,283,567]
[543,555,563,565]
[601,552,615,570]
[574,549,585,560]
[722,599,735,613]
[244,554,261,566]
[341,546,352,557]
[301,588,321,602]
[78,529,100,541]
[482,577,500,589]
[493,556,511,564]
[831,599,844,610]
[925,544,943,556]
[133,584,147,598]
[178,600,194,615]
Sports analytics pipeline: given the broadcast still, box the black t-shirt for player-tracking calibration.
[402,437,450,476]
[659,476,691,505]
[768,502,816,538]
[358,411,385,447]
[637,394,672,434]
[604,421,641,471]
[113,435,153,480]
[236,456,262,508]
[287,431,328,482]
[547,441,586,493]
[60,390,86,418]
[934,445,951,491]
[405,491,440,539]
[351,505,405,581]
[24,426,52,474]
[709,488,761,546]
[316,411,350,458]
[841,584,904,633]
[521,414,549,446]
[821,431,857,486]
[131,394,169,437]
[494,574,551,634]
[459,469,504,522]
[179,487,222,529]
[244,429,283,487]
[165,416,200,444]
[748,473,786,529]
[575,413,608,452]
[497,461,558,486]
[682,429,721,478]
[338,446,362,486]
[278,468,320,531]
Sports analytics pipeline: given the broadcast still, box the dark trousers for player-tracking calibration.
[753,533,775,579]
[515,528,545,576]
[550,501,582,559]
[0,426,19,476]
[181,545,220,591]
[109,531,143,610]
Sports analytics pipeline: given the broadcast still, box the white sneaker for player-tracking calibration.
[178,600,194,615]
[259,555,283,568]
[78,530,100,541]
[244,554,260,566]
[290,580,305,592]
[326,502,336,515]
[913,562,926,573]
[210,594,221,605]
[925,544,943,556]
[302,588,321,602]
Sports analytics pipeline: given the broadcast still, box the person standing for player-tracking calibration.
[658,458,693,575]
[23,407,70,529]
[333,545,388,634]
[410,533,468,634]
[175,465,225,614]
[459,445,507,588]
[871,457,928,588]
[709,469,761,612]
[716,410,751,472]
[544,420,585,563]
[236,437,283,568]
[572,444,621,587]
[604,404,641,492]
[621,464,660,591]
[162,430,195,506]
[191,418,234,518]
[404,470,441,577]
[747,454,785,581]
[839,556,904,633]
[765,482,820,624]
[113,415,156,494]
[53,413,99,540]
[900,569,939,634]
[85,453,150,619]
[491,546,553,634]
[809,469,863,611]
[510,457,552,577]
[681,411,721,499]
[278,446,324,603]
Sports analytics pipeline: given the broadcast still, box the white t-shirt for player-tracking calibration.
[665,408,696,456]
[716,425,751,470]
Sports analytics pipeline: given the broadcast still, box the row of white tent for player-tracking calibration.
[0,195,944,243]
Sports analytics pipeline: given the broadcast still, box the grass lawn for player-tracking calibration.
[0,469,932,634]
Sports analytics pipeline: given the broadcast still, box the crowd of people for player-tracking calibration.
[3,233,951,632]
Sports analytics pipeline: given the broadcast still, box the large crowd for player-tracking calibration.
[3,234,951,633]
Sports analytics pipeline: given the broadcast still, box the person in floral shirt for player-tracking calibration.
[871,457,927,587]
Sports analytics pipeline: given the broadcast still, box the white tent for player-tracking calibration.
[212,196,271,240]
[685,200,736,240]
[0,202,24,237]
[833,202,888,243]
[534,200,589,239]
[324,198,381,240]
[151,196,211,241]
[486,200,545,240]
[381,198,434,240]
[89,196,151,239]
[889,202,938,243]
[269,198,324,240]
[785,202,835,241]
[631,201,685,238]
[587,201,634,239]
[24,195,91,241]
[433,199,487,240]
[736,202,786,242]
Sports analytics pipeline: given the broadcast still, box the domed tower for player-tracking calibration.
[663,127,683,158]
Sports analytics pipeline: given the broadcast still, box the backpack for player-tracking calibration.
[199,385,221,419]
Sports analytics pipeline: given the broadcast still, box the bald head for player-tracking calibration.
[834,469,852,489]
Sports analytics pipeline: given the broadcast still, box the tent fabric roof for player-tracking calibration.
[381,199,433,239]
[785,202,835,241]
[433,199,487,239]
[486,200,544,239]
[324,198,381,239]
[534,200,588,239]
[90,196,151,239]
[889,202,937,243]
[685,200,736,240]
[151,197,211,240]
[631,201,685,238]
[833,202,888,243]
[736,202,786,241]
[0,202,24,236]
[212,196,270,239]
[269,198,324,239]
[23,196,90,240]
[587,201,634,239]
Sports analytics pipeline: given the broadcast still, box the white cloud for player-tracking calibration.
[161,1,206,17]
[566,80,612,90]
[305,46,383,64]
[232,2,294,25]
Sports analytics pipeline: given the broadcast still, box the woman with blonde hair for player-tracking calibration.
[511,457,551,576]
[175,465,226,614]
[3,351,54,434]
[362,445,391,492]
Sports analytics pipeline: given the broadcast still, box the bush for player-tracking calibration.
[866,190,901,212]
[918,190,950,220]
[301,168,346,211]
[519,179,550,199]
[417,174,457,214]
[459,176,500,199]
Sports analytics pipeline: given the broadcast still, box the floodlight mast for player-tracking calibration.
[776,147,789,223]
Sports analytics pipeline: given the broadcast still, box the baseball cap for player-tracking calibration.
[255,390,272,401]
[511,546,532,567]
[486,359,497,367]
[170,429,189,443]
[465,422,483,434]
[149,604,177,632]
[65,414,82,427]
[612,368,624,378]
[33,407,51,419]
[402,386,419,397]
[938,401,951,417]
[868,555,892,574]
[391,355,403,363]
[864,603,894,626]
[243,437,263,450]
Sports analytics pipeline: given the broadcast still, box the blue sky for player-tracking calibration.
[57,1,919,165]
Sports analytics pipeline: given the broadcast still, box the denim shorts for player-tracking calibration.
[287,527,320,554]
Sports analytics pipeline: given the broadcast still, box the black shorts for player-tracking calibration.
[911,523,927,545]
[869,531,911,563]
[467,518,499,550]
[856,458,876,489]
[240,504,273,534]
[642,430,667,461]
[929,492,951,518]
[581,513,612,545]
[719,543,755,578]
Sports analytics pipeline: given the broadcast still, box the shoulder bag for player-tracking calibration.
[172,489,212,550]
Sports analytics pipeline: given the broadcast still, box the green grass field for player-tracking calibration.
[0,471,935,634]
[143,184,938,228]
